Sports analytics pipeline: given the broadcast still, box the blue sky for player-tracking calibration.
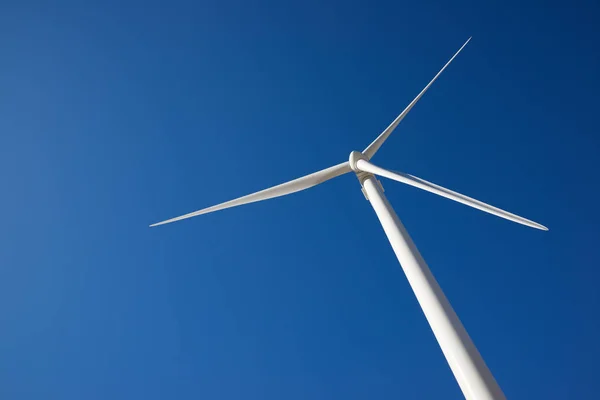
[1,0,599,398]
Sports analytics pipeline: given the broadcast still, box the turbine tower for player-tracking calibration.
[151,38,547,400]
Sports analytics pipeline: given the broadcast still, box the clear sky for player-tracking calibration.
[1,0,599,398]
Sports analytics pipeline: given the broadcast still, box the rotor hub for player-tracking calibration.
[348,151,368,172]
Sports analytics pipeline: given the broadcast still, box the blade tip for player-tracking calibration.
[149,221,167,228]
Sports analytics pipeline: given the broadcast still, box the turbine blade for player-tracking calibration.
[363,38,471,159]
[356,159,548,231]
[150,161,351,227]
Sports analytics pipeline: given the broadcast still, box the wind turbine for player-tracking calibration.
[151,38,547,400]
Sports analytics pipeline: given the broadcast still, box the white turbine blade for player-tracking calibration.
[150,161,351,227]
[363,38,471,159]
[356,159,548,231]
